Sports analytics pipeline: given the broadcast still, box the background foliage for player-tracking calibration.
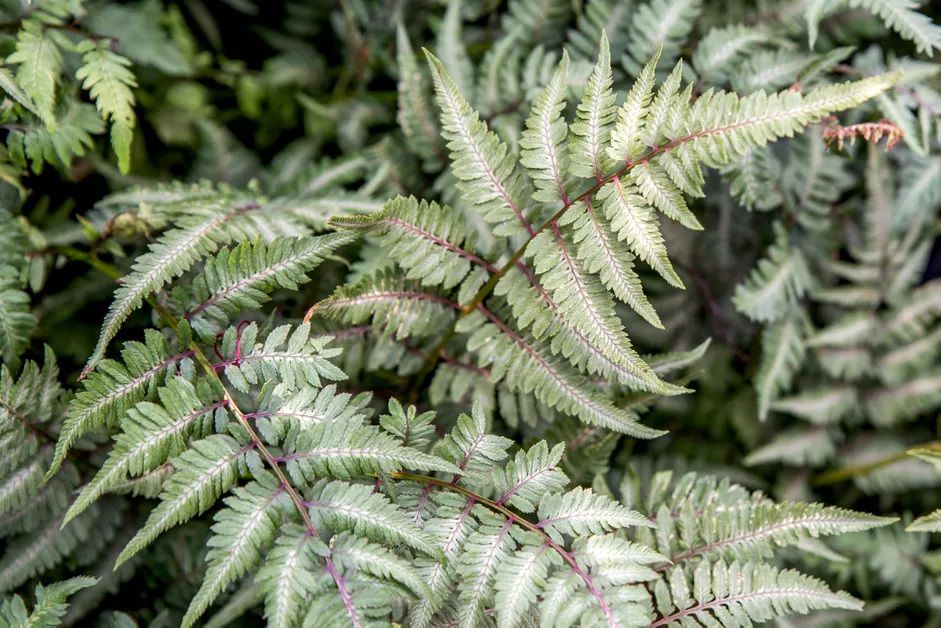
[0,0,940,626]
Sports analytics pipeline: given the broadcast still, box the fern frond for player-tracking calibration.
[115,434,249,567]
[425,52,533,236]
[568,199,662,328]
[0,267,35,363]
[528,227,669,393]
[182,475,285,628]
[623,0,702,74]
[219,323,346,396]
[520,50,570,205]
[692,24,773,83]
[309,480,437,555]
[745,427,835,467]
[608,51,660,164]
[851,0,941,56]
[48,329,186,479]
[439,404,513,485]
[645,475,894,564]
[537,486,651,541]
[75,40,137,173]
[465,309,667,437]
[595,175,682,288]
[6,102,103,174]
[329,196,488,289]
[64,377,225,525]
[255,523,326,628]
[0,576,97,627]
[907,509,941,532]
[182,234,353,339]
[0,503,99,592]
[722,147,783,211]
[314,271,457,339]
[7,20,63,129]
[437,0,475,102]
[651,560,862,626]
[281,420,460,483]
[681,69,900,168]
[330,532,431,599]
[568,31,615,181]
[84,198,252,376]
[731,49,816,93]
[396,24,443,170]
[865,371,941,426]
[734,224,812,322]
[456,509,518,627]
[494,544,558,628]
[492,441,568,512]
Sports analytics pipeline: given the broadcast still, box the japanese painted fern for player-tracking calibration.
[11,28,905,627]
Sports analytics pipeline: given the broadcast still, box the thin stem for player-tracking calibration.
[811,441,940,486]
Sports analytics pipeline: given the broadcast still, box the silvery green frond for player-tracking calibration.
[255,523,327,628]
[537,486,652,541]
[640,472,895,565]
[314,271,457,339]
[114,434,250,568]
[0,267,34,366]
[463,310,667,437]
[64,377,224,525]
[520,51,571,205]
[456,508,519,628]
[527,226,668,393]
[379,398,437,450]
[494,544,559,628]
[329,195,486,289]
[623,0,702,75]
[568,199,663,328]
[907,506,941,533]
[439,404,514,485]
[492,440,568,512]
[308,480,436,555]
[772,387,859,425]
[396,24,444,170]
[219,323,346,395]
[651,560,862,626]
[568,31,615,181]
[75,40,136,173]
[745,427,836,467]
[692,24,774,84]
[733,224,813,322]
[425,52,534,236]
[179,234,353,339]
[49,329,189,479]
[281,419,459,484]
[595,175,682,288]
[182,475,286,627]
[808,0,941,55]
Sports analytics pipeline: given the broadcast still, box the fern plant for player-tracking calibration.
[1,0,940,626]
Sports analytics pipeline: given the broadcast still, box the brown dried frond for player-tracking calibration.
[822,118,904,151]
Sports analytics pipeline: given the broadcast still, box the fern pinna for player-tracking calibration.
[6,17,911,624]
